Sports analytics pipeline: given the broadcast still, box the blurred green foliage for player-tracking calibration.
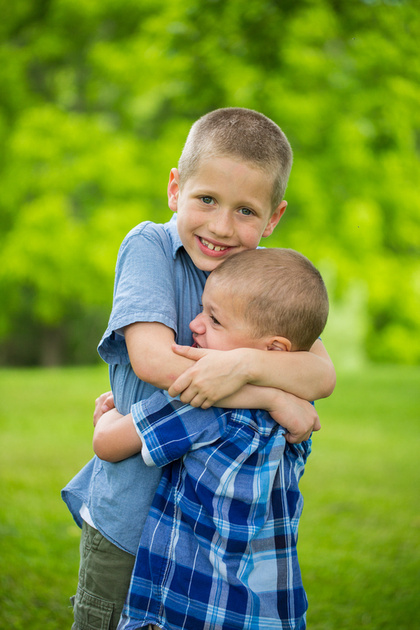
[0,0,419,365]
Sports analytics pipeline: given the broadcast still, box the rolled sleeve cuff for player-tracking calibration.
[140,441,155,467]
[131,403,155,467]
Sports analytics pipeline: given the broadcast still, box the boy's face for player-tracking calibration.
[168,156,287,272]
[190,277,266,351]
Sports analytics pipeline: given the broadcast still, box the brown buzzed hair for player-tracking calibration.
[209,248,329,351]
[178,108,293,209]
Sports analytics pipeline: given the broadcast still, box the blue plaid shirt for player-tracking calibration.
[118,391,310,630]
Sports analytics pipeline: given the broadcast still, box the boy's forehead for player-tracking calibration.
[186,154,277,208]
[205,274,246,311]
[195,151,275,181]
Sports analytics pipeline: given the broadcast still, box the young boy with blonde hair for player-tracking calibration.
[93,247,329,630]
[62,108,335,629]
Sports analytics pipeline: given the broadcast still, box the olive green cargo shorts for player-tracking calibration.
[71,521,136,630]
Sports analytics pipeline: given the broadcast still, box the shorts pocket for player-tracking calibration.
[72,586,114,630]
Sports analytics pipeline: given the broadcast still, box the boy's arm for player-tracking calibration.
[92,384,319,446]
[215,385,321,444]
[94,393,225,466]
[168,338,336,408]
[124,323,335,398]
[123,324,331,443]
[101,224,199,391]
[124,321,197,390]
[93,409,141,462]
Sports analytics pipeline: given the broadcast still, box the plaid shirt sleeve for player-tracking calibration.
[132,391,231,467]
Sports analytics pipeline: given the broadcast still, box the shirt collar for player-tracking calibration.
[167,214,184,260]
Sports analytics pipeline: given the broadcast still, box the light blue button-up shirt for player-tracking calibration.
[62,215,209,554]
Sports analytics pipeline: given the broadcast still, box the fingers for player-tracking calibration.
[93,391,114,426]
[283,403,321,444]
[285,430,312,444]
[95,391,112,404]
[168,373,193,398]
[168,364,211,400]
[285,419,321,444]
[168,383,215,409]
[171,343,207,361]
[102,392,115,411]
[178,386,210,408]
[181,393,206,408]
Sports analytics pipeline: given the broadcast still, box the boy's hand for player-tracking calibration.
[168,344,249,409]
[93,391,115,426]
[93,408,141,462]
[268,391,321,443]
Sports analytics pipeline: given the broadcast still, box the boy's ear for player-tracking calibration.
[266,336,292,352]
[262,201,287,238]
[168,168,180,212]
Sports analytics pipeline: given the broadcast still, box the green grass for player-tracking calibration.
[0,365,109,629]
[0,365,419,629]
[299,366,420,629]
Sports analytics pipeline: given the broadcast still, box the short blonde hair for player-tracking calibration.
[178,108,293,208]
[209,248,329,351]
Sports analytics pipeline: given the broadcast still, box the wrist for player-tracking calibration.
[237,348,258,385]
[266,387,286,413]
[224,348,252,387]
[254,386,286,414]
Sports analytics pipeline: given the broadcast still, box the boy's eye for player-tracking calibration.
[200,196,214,205]
[239,207,254,216]
[210,315,221,325]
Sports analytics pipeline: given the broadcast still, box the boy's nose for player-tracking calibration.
[190,312,206,335]
[208,208,234,239]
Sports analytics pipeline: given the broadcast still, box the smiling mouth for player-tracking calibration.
[199,237,230,252]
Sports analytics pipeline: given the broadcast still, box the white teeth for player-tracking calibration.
[200,238,228,252]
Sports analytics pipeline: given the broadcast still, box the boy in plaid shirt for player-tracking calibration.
[94,247,329,630]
